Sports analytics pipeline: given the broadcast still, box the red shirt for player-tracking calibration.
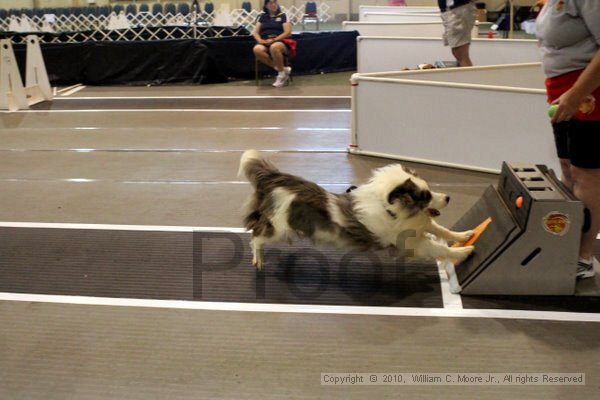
[546,69,600,121]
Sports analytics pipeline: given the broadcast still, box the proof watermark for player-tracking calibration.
[321,373,585,386]
[191,230,419,301]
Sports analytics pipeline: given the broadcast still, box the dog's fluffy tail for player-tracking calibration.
[238,149,278,188]
[238,149,260,178]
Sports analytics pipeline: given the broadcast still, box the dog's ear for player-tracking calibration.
[388,179,432,209]
[417,190,433,208]
[388,179,416,206]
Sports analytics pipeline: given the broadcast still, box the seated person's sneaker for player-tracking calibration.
[577,257,597,279]
[273,71,289,87]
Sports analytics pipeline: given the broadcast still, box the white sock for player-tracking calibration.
[277,70,285,78]
[579,257,593,265]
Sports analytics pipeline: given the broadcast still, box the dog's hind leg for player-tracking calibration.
[251,236,265,270]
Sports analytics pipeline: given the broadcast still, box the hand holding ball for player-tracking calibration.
[548,95,596,119]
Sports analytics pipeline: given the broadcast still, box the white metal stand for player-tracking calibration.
[0,39,28,111]
[0,36,53,112]
[24,35,53,106]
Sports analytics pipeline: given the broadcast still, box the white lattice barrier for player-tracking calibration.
[230,9,261,30]
[282,3,331,25]
[0,3,332,34]
[1,13,247,43]
[0,13,110,33]
[231,3,332,32]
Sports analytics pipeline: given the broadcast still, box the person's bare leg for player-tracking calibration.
[452,43,473,67]
[253,44,274,68]
[570,166,600,259]
[269,42,286,72]
[559,158,574,191]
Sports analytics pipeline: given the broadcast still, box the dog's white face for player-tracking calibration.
[369,164,450,218]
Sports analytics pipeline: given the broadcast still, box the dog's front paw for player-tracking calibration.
[451,245,475,264]
[452,230,474,244]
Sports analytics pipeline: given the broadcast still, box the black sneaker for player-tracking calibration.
[577,258,597,279]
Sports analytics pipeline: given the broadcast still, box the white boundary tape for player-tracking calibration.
[54,96,352,100]
[1,126,350,131]
[0,109,351,113]
[0,221,245,232]
[437,261,463,309]
[0,221,598,322]
[0,292,598,323]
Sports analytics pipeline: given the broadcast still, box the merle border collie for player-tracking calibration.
[239,150,474,269]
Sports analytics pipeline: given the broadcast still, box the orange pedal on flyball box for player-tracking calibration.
[452,217,492,248]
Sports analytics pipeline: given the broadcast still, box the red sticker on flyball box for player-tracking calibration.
[542,212,570,236]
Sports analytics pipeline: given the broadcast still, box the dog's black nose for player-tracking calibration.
[445,196,451,204]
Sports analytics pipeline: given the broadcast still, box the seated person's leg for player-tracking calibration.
[254,44,273,68]
[268,42,287,72]
[269,42,290,87]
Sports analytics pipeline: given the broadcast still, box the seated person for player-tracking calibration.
[253,0,293,87]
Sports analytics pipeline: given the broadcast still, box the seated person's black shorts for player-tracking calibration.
[552,120,600,169]
[262,36,289,52]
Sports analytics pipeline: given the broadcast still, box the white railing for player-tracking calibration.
[0,3,331,38]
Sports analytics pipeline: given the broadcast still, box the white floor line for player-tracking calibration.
[0,178,351,186]
[0,292,598,323]
[437,262,463,309]
[0,221,246,233]
[0,148,347,154]
[56,95,351,100]
[59,85,86,97]
[1,109,351,114]
[0,126,351,132]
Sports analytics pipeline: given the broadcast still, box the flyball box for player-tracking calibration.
[451,162,584,295]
